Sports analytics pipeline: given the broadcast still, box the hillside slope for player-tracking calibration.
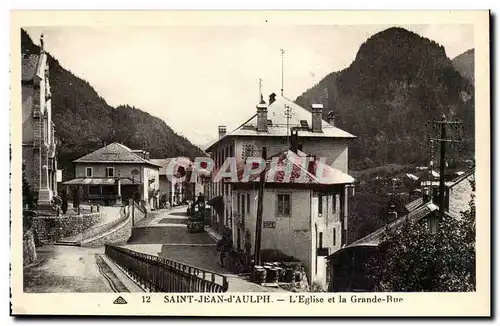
[21,29,205,179]
[452,48,474,84]
[296,27,475,171]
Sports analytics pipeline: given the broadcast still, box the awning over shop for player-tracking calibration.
[62,177,142,185]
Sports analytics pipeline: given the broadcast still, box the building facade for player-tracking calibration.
[150,158,207,207]
[63,143,160,208]
[22,35,59,208]
[205,93,356,237]
[230,149,355,288]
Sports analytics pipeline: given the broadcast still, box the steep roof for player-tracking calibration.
[206,95,356,151]
[230,149,355,185]
[73,143,161,167]
[334,202,439,251]
[404,197,424,212]
[447,167,475,188]
[420,167,475,189]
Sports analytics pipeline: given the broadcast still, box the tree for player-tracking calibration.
[22,163,37,231]
[368,181,475,292]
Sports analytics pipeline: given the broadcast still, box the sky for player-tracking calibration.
[25,24,473,148]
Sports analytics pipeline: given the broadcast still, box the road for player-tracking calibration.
[23,245,127,293]
[24,205,140,293]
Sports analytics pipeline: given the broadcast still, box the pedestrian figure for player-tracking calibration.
[217,231,233,268]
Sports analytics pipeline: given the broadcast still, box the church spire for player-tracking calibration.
[40,34,45,54]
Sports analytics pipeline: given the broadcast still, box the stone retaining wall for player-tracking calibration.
[32,212,102,245]
[81,215,132,247]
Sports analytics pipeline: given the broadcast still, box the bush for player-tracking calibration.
[367,184,476,292]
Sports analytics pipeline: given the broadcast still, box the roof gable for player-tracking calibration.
[207,95,355,151]
[345,202,439,248]
[231,149,355,185]
[74,143,160,167]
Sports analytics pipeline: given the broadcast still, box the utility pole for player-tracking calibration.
[132,175,135,226]
[427,139,435,201]
[254,146,267,266]
[429,114,462,220]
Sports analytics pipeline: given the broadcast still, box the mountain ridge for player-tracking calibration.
[452,48,474,84]
[21,29,205,180]
[296,27,475,171]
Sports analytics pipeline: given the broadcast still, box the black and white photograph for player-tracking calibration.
[10,10,490,317]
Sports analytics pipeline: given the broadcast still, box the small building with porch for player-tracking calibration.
[62,143,161,208]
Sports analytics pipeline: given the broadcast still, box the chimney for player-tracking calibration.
[311,104,323,132]
[327,110,335,126]
[269,93,276,105]
[256,104,268,132]
[145,151,150,160]
[386,204,398,224]
[290,128,299,153]
[218,125,227,139]
[307,155,317,175]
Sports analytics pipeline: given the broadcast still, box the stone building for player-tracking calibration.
[205,93,356,238]
[230,147,355,288]
[21,34,58,208]
[150,158,208,207]
[63,143,161,209]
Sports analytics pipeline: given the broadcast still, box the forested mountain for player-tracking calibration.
[296,27,475,171]
[21,29,205,179]
[452,49,474,84]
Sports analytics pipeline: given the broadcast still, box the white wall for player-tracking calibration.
[234,188,315,281]
[310,190,344,288]
[449,174,475,219]
[210,135,349,233]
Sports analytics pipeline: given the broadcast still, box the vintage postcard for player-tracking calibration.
[10,10,490,316]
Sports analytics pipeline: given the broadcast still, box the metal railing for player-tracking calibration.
[104,244,228,293]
